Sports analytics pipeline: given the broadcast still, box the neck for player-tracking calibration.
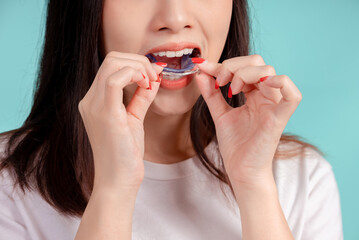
[143,109,195,164]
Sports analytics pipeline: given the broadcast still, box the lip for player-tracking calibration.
[145,42,201,55]
[160,74,194,90]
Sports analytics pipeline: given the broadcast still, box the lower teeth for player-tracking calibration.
[161,68,199,81]
[162,75,183,81]
[146,52,201,81]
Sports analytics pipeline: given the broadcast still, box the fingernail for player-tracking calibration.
[228,85,232,98]
[156,74,162,82]
[156,62,167,67]
[215,79,219,89]
[146,81,152,90]
[191,58,206,64]
[142,73,146,79]
[259,76,269,83]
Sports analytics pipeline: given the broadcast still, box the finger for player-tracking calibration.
[103,66,146,114]
[197,61,234,90]
[221,54,267,71]
[263,75,303,121]
[230,65,276,94]
[195,71,232,123]
[97,57,151,91]
[242,84,257,94]
[230,65,281,103]
[196,61,258,95]
[198,55,267,87]
[125,63,165,123]
[106,51,158,81]
[230,73,258,95]
[89,58,151,112]
[217,56,266,86]
[196,60,222,76]
[151,62,166,81]
[126,76,161,123]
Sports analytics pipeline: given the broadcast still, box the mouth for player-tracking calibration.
[145,47,202,80]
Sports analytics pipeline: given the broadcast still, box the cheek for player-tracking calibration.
[201,2,232,60]
[102,1,147,53]
[210,1,232,39]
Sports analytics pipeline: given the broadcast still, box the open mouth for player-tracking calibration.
[146,48,201,79]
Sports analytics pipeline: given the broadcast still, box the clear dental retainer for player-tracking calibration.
[145,53,200,80]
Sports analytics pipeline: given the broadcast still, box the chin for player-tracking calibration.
[150,79,201,117]
[149,98,194,116]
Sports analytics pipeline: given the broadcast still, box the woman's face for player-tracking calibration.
[101,0,232,116]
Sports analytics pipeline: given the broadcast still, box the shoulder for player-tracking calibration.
[0,135,25,231]
[272,141,343,238]
[0,134,80,239]
[0,134,19,201]
[273,141,333,182]
[272,141,340,213]
[0,133,28,202]
[271,141,334,205]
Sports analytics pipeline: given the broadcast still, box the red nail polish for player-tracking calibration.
[156,74,162,82]
[156,62,167,67]
[215,79,219,89]
[191,58,206,64]
[146,81,152,90]
[142,73,146,79]
[259,76,269,82]
[228,86,232,98]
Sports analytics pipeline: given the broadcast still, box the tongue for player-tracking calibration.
[154,56,182,69]
[147,54,194,73]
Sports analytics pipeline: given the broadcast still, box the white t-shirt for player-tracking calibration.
[0,139,343,240]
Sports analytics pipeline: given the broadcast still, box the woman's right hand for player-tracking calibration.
[78,51,165,190]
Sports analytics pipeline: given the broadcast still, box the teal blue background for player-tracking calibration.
[1,0,358,238]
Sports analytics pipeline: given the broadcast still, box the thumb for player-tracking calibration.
[195,71,232,123]
[151,62,166,77]
[126,64,164,123]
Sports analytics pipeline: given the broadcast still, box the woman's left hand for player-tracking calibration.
[195,55,302,187]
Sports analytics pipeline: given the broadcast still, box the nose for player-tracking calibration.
[151,0,193,34]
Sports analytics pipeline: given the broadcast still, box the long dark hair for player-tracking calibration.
[0,0,322,217]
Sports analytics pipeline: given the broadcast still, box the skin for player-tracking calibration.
[101,0,232,164]
[76,0,300,239]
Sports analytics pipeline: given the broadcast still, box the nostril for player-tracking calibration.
[158,25,191,31]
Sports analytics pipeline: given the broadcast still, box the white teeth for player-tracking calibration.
[163,75,182,80]
[151,48,194,58]
[175,50,183,57]
[166,51,176,57]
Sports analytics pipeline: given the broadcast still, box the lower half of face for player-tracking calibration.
[124,72,201,116]
[101,0,232,116]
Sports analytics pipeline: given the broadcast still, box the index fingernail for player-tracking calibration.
[228,86,232,98]
[259,76,271,82]
[191,58,206,64]
[156,62,167,67]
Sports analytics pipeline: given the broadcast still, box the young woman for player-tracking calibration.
[0,0,343,239]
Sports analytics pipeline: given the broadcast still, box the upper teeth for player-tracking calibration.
[152,48,194,58]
